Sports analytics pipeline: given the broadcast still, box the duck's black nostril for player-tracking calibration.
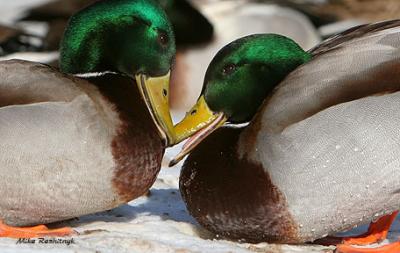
[191,109,197,115]
[163,89,168,97]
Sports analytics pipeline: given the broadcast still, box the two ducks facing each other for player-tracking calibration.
[0,0,399,253]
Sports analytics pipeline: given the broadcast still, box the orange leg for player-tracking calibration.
[318,211,399,253]
[336,242,400,253]
[342,211,398,245]
[0,220,75,238]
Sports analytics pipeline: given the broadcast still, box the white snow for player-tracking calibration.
[0,1,398,252]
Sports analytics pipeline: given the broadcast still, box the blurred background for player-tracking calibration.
[1,0,399,115]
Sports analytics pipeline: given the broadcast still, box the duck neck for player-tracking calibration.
[234,51,313,158]
[231,52,312,124]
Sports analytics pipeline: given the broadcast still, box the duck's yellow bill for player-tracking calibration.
[169,96,227,166]
[136,72,175,146]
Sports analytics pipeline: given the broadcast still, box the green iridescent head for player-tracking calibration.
[60,0,176,77]
[60,0,178,146]
[203,34,311,123]
[170,34,312,166]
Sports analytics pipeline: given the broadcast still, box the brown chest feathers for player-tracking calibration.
[88,73,165,203]
[180,127,300,243]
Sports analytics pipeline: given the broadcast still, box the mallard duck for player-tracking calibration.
[0,0,178,238]
[169,0,320,110]
[20,0,213,50]
[170,20,400,253]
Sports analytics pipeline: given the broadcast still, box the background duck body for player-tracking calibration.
[0,60,163,226]
[300,0,400,24]
[180,20,400,243]
[20,0,99,51]
[0,25,43,56]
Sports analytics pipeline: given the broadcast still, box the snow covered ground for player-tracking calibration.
[0,0,399,252]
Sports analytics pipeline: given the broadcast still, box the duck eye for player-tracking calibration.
[157,31,169,46]
[222,63,236,75]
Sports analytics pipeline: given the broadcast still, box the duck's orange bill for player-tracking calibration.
[136,72,176,146]
[169,96,227,166]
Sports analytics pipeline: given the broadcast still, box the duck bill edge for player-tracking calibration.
[169,96,227,166]
[136,72,175,146]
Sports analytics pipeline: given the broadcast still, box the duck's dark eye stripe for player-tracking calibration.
[222,63,237,75]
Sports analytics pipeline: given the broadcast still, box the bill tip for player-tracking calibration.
[168,159,178,167]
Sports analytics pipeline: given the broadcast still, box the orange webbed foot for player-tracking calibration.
[317,211,399,253]
[341,211,398,246]
[336,242,400,253]
[0,220,75,238]
[317,211,398,246]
